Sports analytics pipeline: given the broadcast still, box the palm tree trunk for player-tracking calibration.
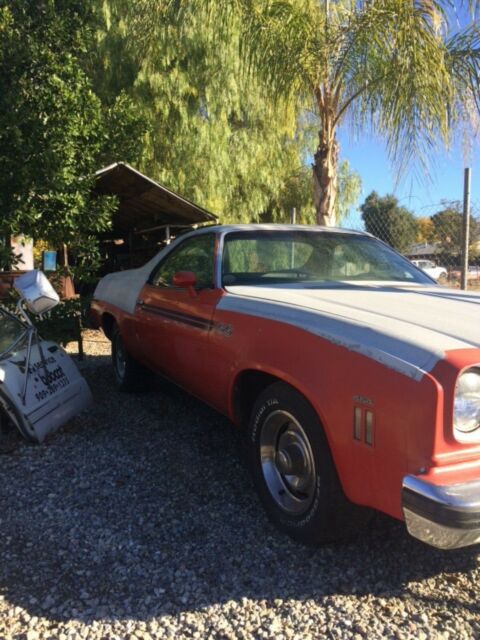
[313,131,339,227]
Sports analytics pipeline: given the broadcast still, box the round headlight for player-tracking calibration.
[454,368,480,439]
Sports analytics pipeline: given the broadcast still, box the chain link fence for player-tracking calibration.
[339,185,480,290]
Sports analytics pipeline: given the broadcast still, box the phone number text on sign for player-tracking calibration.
[35,365,70,401]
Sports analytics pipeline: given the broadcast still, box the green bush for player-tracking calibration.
[4,295,91,347]
[38,297,95,346]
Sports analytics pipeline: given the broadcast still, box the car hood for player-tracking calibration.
[221,282,480,380]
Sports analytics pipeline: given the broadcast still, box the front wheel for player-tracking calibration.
[248,382,371,545]
[111,324,151,392]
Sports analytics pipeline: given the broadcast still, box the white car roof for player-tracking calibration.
[185,223,370,238]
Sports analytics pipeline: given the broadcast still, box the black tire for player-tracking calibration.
[248,381,371,545]
[111,324,152,392]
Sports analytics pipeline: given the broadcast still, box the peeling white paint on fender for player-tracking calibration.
[93,247,172,315]
[218,295,431,380]
[93,262,156,316]
[220,284,480,380]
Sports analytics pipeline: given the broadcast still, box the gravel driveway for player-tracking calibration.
[0,331,479,640]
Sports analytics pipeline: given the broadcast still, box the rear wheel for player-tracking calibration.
[248,382,371,545]
[112,324,151,392]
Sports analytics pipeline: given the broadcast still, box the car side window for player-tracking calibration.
[150,234,216,289]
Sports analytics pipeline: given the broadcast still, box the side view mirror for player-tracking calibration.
[14,270,60,315]
[173,271,197,290]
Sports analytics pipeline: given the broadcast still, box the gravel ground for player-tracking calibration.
[0,330,479,640]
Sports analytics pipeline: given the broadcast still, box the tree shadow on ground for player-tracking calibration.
[0,356,478,625]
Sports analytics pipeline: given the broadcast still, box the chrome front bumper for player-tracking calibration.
[402,475,480,549]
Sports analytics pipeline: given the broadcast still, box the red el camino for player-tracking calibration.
[90,225,480,549]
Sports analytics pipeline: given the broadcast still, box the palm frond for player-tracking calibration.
[239,1,322,105]
[328,0,479,176]
[445,24,480,115]
[127,0,480,184]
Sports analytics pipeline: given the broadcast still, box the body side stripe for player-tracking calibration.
[139,303,212,331]
[217,294,441,381]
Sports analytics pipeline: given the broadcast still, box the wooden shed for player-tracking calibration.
[94,162,217,272]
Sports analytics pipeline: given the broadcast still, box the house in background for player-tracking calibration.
[0,236,34,299]
[405,242,440,262]
[11,236,34,270]
[1,163,217,298]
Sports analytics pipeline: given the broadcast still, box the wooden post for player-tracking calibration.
[461,168,471,291]
[75,314,84,361]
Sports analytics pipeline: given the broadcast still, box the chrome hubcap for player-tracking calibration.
[114,333,127,379]
[260,410,316,515]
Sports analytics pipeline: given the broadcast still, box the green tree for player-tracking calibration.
[86,3,149,168]
[431,202,480,253]
[0,2,116,275]
[267,160,361,225]
[168,0,480,226]
[93,1,320,223]
[416,217,436,244]
[360,191,417,253]
[336,160,363,225]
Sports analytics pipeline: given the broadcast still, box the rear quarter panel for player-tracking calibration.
[90,299,141,360]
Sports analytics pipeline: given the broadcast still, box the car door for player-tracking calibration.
[134,232,223,398]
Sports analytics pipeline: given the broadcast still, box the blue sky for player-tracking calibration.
[339,129,480,221]
[338,1,480,225]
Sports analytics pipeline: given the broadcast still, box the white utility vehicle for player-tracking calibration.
[0,271,92,443]
[411,259,447,280]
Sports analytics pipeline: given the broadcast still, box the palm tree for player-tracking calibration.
[167,0,480,225]
[243,0,480,225]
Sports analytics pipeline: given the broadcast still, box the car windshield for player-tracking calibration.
[222,231,434,286]
[0,308,27,357]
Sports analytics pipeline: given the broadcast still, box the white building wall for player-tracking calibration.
[11,236,34,271]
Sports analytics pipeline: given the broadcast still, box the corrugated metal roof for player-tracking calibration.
[95,163,217,235]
